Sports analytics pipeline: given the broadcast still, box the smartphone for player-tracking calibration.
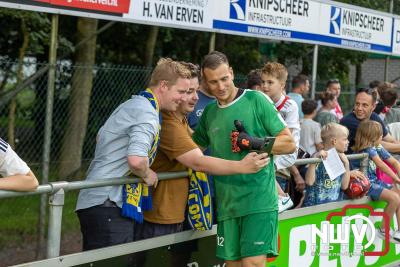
[250,137,276,155]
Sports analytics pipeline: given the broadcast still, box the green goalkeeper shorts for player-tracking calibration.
[216,211,279,261]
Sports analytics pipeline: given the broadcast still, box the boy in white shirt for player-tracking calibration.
[259,62,304,212]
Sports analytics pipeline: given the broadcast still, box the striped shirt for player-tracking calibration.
[0,138,30,177]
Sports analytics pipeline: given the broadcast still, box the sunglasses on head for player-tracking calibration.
[356,87,375,95]
[328,78,340,83]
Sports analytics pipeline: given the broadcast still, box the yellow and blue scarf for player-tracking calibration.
[121,88,161,223]
[187,169,213,230]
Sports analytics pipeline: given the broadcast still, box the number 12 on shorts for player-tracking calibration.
[217,236,224,247]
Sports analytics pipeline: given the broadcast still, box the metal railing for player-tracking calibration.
[0,153,368,265]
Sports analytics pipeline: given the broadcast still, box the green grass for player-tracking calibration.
[0,164,90,248]
[0,191,80,248]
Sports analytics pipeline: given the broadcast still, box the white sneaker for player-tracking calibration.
[376,228,400,244]
[278,193,293,213]
[392,231,400,244]
[376,228,390,240]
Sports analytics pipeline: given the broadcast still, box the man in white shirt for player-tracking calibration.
[0,138,38,191]
[288,74,309,119]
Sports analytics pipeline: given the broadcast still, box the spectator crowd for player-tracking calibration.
[3,51,400,267]
[74,52,400,266]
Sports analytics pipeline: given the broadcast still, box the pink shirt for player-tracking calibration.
[331,102,343,120]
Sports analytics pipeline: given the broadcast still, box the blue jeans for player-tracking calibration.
[276,176,288,192]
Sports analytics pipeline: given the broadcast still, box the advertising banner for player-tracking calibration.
[76,201,399,267]
[319,2,393,53]
[279,201,400,267]
[0,0,398,55]
[213,0,321,42]
[22,0,131,14]
[392,18,400,56]
[212,0,393,54]
[122,0,213,30]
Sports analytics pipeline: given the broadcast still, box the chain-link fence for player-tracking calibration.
[0,59,154,266]
[0,59,153,177]
[0,59,356,175]
[0,58,358,266]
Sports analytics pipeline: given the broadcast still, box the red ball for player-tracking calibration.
[345,176,371,199]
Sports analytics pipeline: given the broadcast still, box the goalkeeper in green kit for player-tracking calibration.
[192,51,296,267]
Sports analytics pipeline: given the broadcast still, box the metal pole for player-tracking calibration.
[359,153,369,174]
[311,44,319,99]
[209,32,216,53]
[46,189,65,258]
[384,0,394,81]
[384,57,389,82]
[37,14,59,259]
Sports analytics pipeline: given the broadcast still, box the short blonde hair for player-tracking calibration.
[321,123,349,144]
[352,120,382,152]
[149,58,191,87]
[261,62,288,84]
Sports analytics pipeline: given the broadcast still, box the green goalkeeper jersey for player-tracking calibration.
[192,89,286,221]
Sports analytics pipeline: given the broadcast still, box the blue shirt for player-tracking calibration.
[352,145,391,183]
[340,112,388,153]
[187,90,215,129]
[288,92,304,119]
[303,163,343,207]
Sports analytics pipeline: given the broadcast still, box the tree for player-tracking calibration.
[8,17,29,149]
[0,10,50,149]
[144,26,159,67]
[58,17,98,179]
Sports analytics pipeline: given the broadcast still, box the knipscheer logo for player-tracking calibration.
[230,0,246,20]
[330,6,341,35]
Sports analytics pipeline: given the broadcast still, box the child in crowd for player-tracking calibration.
[315,92,338,127]
[246,69,262,90]
[379,87,400,125]
[352,120,400,242]
[260,62,304,211]
[303,123,350,206]
[300,100,323,157]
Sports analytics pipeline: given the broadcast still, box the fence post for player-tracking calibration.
[359,153,368,174]
[46,188,65,258]
[311,44,319,100]
[38,14,59,259]
[209,32,216,52]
